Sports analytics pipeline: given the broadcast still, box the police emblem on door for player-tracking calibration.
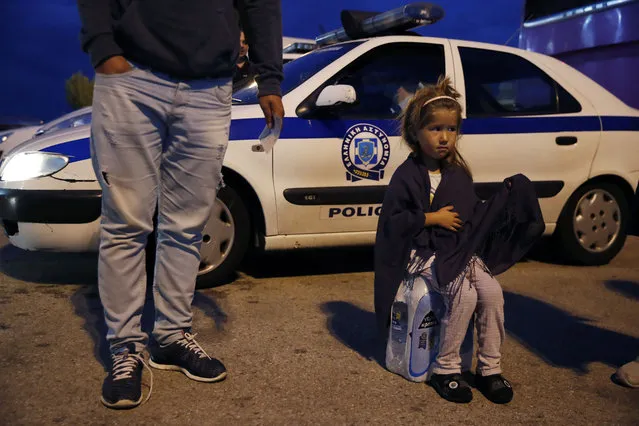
[355,138,377,165]
[342,124,391,182]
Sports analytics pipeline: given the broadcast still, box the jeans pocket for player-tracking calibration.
[215,80,233,105]
[95,62,139,79]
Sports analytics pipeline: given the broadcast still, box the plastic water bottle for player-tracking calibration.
[387,300,409,371]
[408,284,446,381]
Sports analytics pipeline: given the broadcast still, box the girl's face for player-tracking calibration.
[416,108,460,161]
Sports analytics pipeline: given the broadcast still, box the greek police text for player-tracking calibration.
[328,206,382,218]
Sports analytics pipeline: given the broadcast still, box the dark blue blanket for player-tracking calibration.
[374,154,545,335]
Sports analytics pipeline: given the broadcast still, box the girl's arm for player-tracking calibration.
[424,212,440,227]
[379,173,425,240]
[425,206,463,231]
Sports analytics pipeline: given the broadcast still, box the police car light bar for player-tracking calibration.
[282,42,317,54]
[315,2,445,47]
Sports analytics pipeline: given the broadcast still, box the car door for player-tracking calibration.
[272,40,454,235]
[450,41,601,226]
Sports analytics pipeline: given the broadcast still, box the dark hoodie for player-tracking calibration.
[374,154,545,336]
[76,0,283,96]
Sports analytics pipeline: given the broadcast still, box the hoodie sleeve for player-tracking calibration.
[76,0,123,68]
[236,0,284,97]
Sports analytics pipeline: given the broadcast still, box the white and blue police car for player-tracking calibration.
[0,107,92,163]
[1,3,638,286]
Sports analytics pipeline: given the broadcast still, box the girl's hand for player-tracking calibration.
[434,205,463,231]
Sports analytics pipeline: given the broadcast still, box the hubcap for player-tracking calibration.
[572,189,620,253]
[198,198,235,275]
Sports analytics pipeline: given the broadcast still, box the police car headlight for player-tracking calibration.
[0,151,69,182]
[0,131,14,144]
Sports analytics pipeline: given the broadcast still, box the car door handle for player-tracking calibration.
[556,136,577,146]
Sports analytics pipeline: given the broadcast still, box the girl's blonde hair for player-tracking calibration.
[400,75,472,178]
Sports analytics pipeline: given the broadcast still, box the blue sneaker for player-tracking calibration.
[149,332,227,383]
[101,345,152,409]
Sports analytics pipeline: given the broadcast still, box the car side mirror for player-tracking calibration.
[315,85,357,107]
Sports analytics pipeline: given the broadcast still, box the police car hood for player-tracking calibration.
[4,126,90,159]
[0,125,40,157]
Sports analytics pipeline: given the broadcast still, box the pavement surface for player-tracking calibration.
[0,233,638,425]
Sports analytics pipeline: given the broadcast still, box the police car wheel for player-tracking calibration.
[556,182,629,265]
[196,185,251,288]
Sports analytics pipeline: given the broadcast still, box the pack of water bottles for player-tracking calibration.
[385,261,474,382]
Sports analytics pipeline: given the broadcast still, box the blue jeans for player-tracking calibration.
[90,63,232,352]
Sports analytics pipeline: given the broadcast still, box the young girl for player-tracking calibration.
[374,76,544,404]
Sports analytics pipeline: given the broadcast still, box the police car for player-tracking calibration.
[1,2,638,286]
[282,37,316,63]
[0,107,93,163]
[0,125,40,163]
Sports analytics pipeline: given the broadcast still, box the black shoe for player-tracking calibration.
[428,373,473,403]
[149,332,227,383]
[101,344,151,409]
[475,373,514,404]
[461,370,476,387]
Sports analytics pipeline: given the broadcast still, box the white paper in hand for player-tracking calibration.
[258,115,282,153]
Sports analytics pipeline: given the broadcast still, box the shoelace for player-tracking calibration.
[111,351,154,405]
[177,332,212,360]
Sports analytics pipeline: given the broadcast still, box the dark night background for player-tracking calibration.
[0,0,525,123]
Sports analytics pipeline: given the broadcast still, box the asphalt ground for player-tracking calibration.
[1,234,638,425]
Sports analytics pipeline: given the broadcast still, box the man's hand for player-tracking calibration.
[259,95,284,129]
[96,56,132,75]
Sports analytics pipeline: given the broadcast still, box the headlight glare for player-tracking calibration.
[0,151,69,182]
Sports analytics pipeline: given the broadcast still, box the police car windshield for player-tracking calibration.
[233,41,364,104]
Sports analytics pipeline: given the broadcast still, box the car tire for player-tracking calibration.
[555,182,630,265]
[195,185,252,288]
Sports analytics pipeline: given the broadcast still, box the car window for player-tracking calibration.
[232,41,364,105]
[458,47,581,116]
[304,42,446,120]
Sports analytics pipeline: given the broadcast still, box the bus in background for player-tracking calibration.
[519,0,639,109]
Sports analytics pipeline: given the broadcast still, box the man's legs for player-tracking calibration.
[148,77,232,382]
[91,69,170,353]
[151,77,232,344]
[91,67,172,408]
